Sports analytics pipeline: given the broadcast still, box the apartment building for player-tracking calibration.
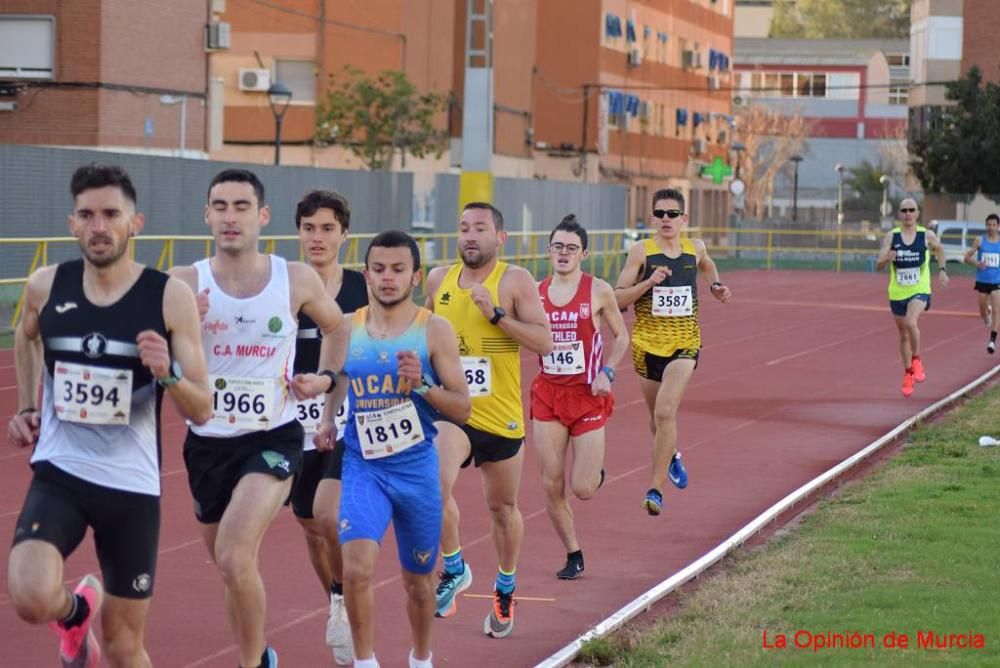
[0,0,208,155]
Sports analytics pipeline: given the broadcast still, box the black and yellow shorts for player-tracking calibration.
[632,345,699,383]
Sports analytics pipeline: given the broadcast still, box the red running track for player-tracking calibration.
[0,270,996,667]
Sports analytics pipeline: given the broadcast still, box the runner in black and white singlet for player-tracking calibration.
[287,190,368,665]
[7,164,211,668]
[169,169,345,668]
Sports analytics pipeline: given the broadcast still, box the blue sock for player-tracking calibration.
[442,548,464,576]
[495,568,516,594]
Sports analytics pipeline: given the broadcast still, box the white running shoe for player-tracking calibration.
[325,593,354,666]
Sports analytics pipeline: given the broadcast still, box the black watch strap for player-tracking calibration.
[318,369,337,393]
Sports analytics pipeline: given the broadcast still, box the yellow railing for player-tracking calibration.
[1,227,882,329]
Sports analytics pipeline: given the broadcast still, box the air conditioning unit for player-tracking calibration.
[682,49,703,69]
[691,138,707,154]
[238,68,271,92]
[206,21,231,50]
[627,48,642,68]
[733,94,747,107]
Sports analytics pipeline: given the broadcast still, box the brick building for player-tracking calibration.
[0,0,208,155]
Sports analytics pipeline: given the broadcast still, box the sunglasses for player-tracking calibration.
[899,208,917,213]
[653,209,683,219]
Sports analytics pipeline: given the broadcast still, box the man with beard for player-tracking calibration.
[289,190,368,665]
[170,169,344,668]
[7,163,211,668]
[313,230,469,668]
[530,215,629,580]
[615,188,732,516]
[424,202,552,638]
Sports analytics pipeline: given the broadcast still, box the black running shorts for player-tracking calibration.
[458,423,523,468]
[12,461,160,599]
[183,420,303,524]
[290,441,346,519]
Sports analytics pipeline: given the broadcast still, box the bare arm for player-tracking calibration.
[423,266,447,311]
[422,316,472,423]
[497,267,553,355]
[614,243,664,309]
[695,240,732,303]
[595,279,629,368]
[875,231,895,271]
[293,263,346,379]
[157,278,212,424]
[925,231,949,286]
[964,237,983,267]
[7,268,55,447]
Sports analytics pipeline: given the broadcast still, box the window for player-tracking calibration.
[779,73,794,97]
[889,84,908,106]
[275,60,315,104]
[0,16,55,79]
[827,73,860,100]
[886,53,910,67]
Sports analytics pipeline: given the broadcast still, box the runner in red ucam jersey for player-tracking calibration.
[530,215,629,580]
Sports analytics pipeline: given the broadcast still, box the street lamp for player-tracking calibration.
[267,82,293,165]
[789,154,803,222]
[834,163,845,225]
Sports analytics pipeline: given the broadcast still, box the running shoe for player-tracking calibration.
[988,339,996,355]
[556,554,585,580]
[483,589,515,638]
[325,593,353,665]
[901,370,915,397]
[264,646,278,667]
[51,574,103,668]
[911,357,926,383]
[668,453,688,489]
[643,488,663,516]
[435,563,472,618]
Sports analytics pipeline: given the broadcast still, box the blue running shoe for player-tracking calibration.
[668,453,688,489]
[643,488,663,516]
[435,563,472,618]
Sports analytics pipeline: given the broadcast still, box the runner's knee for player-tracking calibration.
[9,585,56,624]
[214,543,257,586]
[342,557,373,588]
[104,627,145,667]
[571,478,598,501]
[402,574,434,606]
[487,500,519,528]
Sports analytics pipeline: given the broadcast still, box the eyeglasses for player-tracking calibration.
[899,208,917,213]
[653,209,683,219]
[549,242,581,255]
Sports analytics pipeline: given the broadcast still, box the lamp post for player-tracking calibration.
[879,174,891,220]
[789,154,803,222]
[267,82,293,165]
[834,163,845,225]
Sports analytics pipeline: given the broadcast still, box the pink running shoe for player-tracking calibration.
[50,574,104,668]
[911,356,926,383]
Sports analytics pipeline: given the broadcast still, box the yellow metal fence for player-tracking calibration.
[1,227,882,329]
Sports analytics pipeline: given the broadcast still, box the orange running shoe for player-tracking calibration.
[483,589,515,638]
[902,370,915,397]
[911,356,926,382]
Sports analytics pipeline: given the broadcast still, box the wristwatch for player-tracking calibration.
[318,369,338,394]
[601,365,616,382]
[413,373,436,396]
[157,361,183,388]
[489,306,506,326]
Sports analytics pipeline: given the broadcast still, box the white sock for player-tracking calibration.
[354,657,379,668]
[409,650,433,668]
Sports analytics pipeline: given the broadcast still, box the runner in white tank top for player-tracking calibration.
[169,169,345,668]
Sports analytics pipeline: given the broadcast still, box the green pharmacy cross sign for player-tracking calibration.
[700,156,734,185]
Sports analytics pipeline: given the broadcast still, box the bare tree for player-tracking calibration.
[733,103,810,218]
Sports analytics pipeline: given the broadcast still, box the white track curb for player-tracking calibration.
[535,365,1000,668]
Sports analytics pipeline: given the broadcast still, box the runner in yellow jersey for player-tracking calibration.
[615,188,732,516]
[875,198,948,396]
[424,202,552,638]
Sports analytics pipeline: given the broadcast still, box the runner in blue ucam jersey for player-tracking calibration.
[312,230,470,668]
[964,213,1000,353]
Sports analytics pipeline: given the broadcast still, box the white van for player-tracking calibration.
[930,220,988,264]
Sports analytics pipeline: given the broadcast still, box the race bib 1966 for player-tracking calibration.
[652,285,693,316]
[542,340,584,375]
[461,356,492,396]
[208,375,275,431]
[54,362,132,425]
[355,401,425,459]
